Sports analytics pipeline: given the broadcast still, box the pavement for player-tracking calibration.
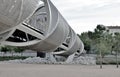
[0,63,120,77]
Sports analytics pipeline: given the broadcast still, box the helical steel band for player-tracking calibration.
[0,0,84,56]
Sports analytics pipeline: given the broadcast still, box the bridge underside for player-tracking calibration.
[0,0,84,56]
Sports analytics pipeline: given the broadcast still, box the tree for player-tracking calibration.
[112,33,120,68]
[92,24,106,39]
[79,25,109,54]
[0,46,11,56]
[13,47,25,56]
[113,33,120,53]
[79,24,114,68]
[95,37,112,58]
[78,32,92,54]
[6,46,14,56]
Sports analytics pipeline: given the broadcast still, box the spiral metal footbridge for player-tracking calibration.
[0,0,84,56]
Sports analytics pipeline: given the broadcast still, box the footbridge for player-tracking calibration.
[0,0,84,57]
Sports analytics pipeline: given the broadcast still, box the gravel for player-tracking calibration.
[1,55,96,65]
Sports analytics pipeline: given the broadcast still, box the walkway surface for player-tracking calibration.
[0,63,120,77]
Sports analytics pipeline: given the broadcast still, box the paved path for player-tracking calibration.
[0,63,120,77]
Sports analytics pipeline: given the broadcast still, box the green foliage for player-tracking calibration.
[79,24,114,56]
[96,24,106,32]
[0,46,11,53]
[112,33,120,53]
[79,32,92,53]
[96,56,120,65]
[0,46,25,56]
[94,25,106,38]
[0,56,28,61]
[94,37,112,57]
[13,47,25,53]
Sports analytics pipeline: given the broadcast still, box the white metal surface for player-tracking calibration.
[0,0,84,56]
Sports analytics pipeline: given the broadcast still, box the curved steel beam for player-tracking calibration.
[0,0,84,56]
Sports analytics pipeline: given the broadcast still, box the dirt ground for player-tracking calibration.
[0,63,119,77]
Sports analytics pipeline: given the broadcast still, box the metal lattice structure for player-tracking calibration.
[0,0,84,56]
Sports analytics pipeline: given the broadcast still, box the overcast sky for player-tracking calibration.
[51,0,120,34]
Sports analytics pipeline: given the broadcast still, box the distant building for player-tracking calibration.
[106,26,120,35]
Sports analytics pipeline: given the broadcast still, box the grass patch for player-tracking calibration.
[96,57,120,65]
[0,56,28,61]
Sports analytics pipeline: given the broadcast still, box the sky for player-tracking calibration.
[51,0,120,34]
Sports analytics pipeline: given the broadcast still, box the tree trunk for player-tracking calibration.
[21,53,23,57]
[116,51,119,68]
[11,52,13,57]
[100,51,102,69]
